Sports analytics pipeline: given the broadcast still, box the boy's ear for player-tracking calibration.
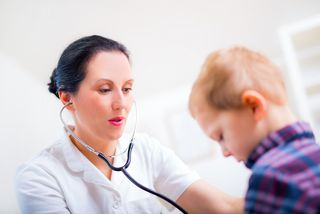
[241,90,267,121]
[58,91,74,111]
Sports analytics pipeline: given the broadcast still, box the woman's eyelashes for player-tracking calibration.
[122,87,132,94]
[98,86,132,94]
[98,88,112,94]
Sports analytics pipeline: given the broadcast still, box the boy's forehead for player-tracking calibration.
[190,94,207,114]
[192,99,220,119]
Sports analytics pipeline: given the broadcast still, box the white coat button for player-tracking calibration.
[113,200,120,209]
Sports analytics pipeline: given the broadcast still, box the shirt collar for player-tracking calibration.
[61,126,130,168]
[61,127,86,172]
[245,121,315,169]
[61,126,132,186]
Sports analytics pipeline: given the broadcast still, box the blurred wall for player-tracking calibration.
[1,0,320,213]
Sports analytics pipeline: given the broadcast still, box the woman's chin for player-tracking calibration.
[106,131,123,141]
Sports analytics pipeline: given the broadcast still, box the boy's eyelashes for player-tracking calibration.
[210,132,224,143]
[217,134,224,144]
[219,134,224,142]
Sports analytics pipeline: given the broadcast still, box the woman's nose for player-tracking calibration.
[111,91,125,111]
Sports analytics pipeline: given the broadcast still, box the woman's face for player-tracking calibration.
[70,51,134,142]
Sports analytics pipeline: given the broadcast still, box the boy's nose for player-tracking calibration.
[222,149,232,157]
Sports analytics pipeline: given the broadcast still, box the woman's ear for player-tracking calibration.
[58,91,74,111]
[241,90,267,121]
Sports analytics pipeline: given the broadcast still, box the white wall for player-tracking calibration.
[1,0,320,99]
[1,0,320,213]
[0,53,61,213]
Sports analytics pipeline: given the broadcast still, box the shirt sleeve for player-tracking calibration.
[245,167,316,214]
[15,163,71,214]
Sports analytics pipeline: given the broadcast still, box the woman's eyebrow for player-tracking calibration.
[96,78,113,84]
[125,79,134,84]
[96,78,134,82]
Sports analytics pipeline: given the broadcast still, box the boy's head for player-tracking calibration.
[189,46,288,161]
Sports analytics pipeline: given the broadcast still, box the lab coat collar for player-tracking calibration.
[61,128,113,187]
[61,128,84,173]
[61,126,131,190]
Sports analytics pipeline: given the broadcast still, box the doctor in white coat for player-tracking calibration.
[15,35,243,214]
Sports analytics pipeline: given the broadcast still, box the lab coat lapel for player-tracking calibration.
[110,134,132,197]
[62,131,84,173]
[82,161,115,187]
[62,129,114,188]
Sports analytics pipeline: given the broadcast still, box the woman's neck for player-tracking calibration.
[70,127,117,179]
[73,126,118,155]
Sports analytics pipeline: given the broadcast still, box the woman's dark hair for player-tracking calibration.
[48,35,130,98]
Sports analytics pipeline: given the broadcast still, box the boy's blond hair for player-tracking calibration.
[189,46,287,112]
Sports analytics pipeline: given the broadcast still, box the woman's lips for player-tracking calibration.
[108,116,125,127]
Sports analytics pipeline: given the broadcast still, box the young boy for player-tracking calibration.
[189,46,320,213]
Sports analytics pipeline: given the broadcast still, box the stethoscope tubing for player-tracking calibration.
[98,143,187,213]
[121,167,187,213]
[60,102,188,214]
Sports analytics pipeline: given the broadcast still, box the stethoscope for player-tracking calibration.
[59,102,188,214]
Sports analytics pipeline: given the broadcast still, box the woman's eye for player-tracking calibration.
[123,87,132,93]
[99,88,111,94]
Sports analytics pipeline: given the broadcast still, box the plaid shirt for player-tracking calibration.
[244,121,320,213]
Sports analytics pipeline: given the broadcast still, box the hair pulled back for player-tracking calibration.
[48,35,130,98]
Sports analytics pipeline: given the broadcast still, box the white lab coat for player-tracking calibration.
[15,130,199,214]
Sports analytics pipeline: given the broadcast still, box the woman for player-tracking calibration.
[15,35,243,213]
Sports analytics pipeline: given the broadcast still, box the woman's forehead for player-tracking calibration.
[85,51,132,81]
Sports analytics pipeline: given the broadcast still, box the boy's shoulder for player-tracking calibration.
[253,137,320,176]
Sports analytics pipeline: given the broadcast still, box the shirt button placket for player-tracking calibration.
[112,195,121,210]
